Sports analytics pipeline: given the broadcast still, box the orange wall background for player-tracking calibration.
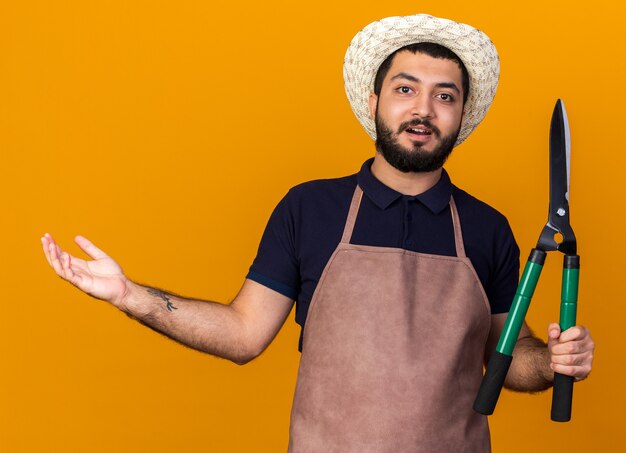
[1,1,624,451]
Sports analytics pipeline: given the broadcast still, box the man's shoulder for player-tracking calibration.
[270,173,358,236]
[452,186,519,260]
[285,173,358,204]
[452,186,511,227]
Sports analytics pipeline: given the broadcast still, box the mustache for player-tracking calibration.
[397,119,440,137]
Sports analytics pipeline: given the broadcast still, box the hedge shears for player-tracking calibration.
[473,99,579,422]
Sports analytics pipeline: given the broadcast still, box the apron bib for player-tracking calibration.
[288,185,492,453]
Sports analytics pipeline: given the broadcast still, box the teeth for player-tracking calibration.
[408,128,431,134]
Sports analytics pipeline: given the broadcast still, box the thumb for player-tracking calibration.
[548,322,561,342]
[75,235,109,260]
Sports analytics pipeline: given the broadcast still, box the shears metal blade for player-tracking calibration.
[537,99,576,254]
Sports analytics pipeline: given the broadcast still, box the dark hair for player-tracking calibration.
[373,42,470,104]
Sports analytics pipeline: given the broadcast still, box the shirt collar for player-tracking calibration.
[357,158,453,214]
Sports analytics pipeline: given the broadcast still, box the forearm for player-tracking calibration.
[43,234,292,363]
[504,335,553,392]
[119,281,253,364]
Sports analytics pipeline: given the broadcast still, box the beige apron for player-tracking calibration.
[288,185,492,453]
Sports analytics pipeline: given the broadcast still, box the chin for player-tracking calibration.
[405,142,435,154]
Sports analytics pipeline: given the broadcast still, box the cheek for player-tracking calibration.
[439,107,464,129]
[378,99,411,123]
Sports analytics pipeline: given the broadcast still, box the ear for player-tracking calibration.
[368,93,378,120]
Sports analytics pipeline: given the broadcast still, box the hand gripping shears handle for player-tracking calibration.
[552,254,579,422]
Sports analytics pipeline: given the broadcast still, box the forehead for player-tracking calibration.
[383,51,463,86]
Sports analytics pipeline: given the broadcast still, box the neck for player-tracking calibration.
[370,153,443,196]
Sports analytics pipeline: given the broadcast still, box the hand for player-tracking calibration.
[548,323,595,381]
[41,233,129,307]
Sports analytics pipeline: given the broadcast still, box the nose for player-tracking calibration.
[411,94,434,119]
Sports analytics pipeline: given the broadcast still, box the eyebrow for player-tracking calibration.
[390,72,461,95]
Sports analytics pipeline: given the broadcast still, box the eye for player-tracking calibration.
[397,86,413,94]
[437,93,454,102]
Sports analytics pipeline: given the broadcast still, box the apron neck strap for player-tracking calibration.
[340,185,364,244]
[449,195,467,258]
[340,185,467,259]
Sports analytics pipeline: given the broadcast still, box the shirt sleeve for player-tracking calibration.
[486,218,520,314]
[246,189,300,300]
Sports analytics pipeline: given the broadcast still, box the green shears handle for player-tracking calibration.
[473,250,581,419]
[551,254,579,422]
[473,249,546,415]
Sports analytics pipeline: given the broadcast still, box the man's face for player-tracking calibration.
[369,51,465,173]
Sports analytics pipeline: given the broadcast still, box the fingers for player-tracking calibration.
[41,233,81,283]
[42,233,108,263]
[548,323,595,381]
[48,240,64,275]
[550,326,592,353]
[75,235,109,260]
[42,233,69,266]
[43,234,64,274]
[550,351,589,367]
[48,238,72,279]
[558,325,589,342]
[550,350,593,380]
[550,363,592,381]
[41,234,52,265]
[41,233,61,266]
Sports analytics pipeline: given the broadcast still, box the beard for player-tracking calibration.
[375,114,459,173]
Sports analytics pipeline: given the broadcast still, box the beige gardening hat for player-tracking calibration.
[344,14,499,146]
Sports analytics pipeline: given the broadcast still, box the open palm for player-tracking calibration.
[42,233,128,305]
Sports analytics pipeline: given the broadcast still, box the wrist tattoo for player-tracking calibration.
[147,288,178,312]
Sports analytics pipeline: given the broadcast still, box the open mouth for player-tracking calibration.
[405,126,433,138]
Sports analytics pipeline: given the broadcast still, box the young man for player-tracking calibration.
[43,14,594,452]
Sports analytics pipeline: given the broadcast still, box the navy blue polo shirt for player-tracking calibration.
[247,158,520,349]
